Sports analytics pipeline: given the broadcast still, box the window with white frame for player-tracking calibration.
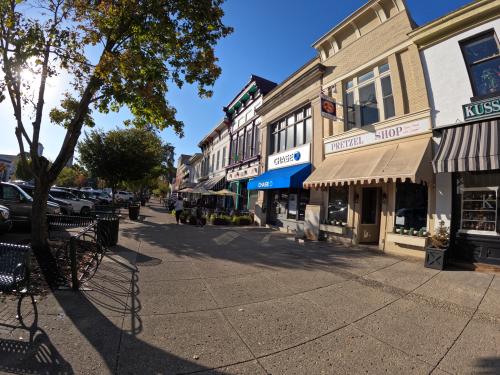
[460,30,500,98]
[270,105,312,155]
[344,63,395,130]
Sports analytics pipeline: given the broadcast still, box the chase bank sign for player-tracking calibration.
[268,143,310,171]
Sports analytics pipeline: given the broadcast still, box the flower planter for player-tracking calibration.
[424,246,448,270]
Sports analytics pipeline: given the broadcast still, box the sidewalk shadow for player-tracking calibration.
[120,218,381,274]
[0,294,74,374]
[48,245,228,374]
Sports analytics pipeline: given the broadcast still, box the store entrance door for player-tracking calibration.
[359,187,381,244]
[267,190,279,226]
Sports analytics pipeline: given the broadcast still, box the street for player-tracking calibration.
[1,199,499,374]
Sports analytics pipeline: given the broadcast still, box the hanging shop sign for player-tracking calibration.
[320,94,337,120]
[462,96,500,121]
[324,118,430,154]
[268,143,310,170]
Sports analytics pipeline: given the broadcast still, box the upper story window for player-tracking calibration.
[229,120,260,165]
[460,31,500,98]
[270,105,312,155]
[344,63,395,130]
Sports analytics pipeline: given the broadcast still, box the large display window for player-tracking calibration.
[327,186,348,226]
[394,182,428,231]
[456,170,500,235]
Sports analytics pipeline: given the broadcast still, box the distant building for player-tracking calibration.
[0,154,17,182]
[37,143,44,157]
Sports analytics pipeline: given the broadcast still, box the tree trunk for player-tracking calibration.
[31,174,59,287]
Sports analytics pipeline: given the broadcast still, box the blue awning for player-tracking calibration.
[248,163,311,190]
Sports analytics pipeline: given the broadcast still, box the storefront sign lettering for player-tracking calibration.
[258,181,272,188]
[324,119,430,154]
[463,97,500,121]
[268,143,311,170]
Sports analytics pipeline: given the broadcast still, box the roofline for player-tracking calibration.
[197,119,229,148]
[311,0,408,48]
[225,74,277,109]
[409,0,500,48]
[263,56,320,100]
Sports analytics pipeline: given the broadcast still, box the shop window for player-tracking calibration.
[287,193,298,220]
[457,171,500,234]
[298,189,310,221]
[344,62,394,130]
[222,147,226,168]
[270,105,312,154]
[327,186,348,225]
[216,150,220,171]
[394,182,428,231]
[461,31,500,98]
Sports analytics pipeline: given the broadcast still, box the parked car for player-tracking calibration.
[114,191,135,202]
[50,188,95,216]
[17,184,74,216]
[0,204,12,233]
[0,182,61,224]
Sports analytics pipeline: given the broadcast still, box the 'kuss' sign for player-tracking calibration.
[463,96,500,121]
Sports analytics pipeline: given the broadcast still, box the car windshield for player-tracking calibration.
[16,186,33,202]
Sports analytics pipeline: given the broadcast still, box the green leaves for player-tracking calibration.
[78,127,171,188]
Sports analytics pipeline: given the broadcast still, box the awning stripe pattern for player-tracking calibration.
[433,120,500,173]
[303,137,433,189]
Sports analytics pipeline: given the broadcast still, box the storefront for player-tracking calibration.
[304,118,435,256]
[249,143,312,231]
[433,119,500,265]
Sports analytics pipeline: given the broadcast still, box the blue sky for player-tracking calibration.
[0,0,472,162]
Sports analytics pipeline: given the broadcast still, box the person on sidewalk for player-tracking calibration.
[195,199,204,227]
[174,195,184,224]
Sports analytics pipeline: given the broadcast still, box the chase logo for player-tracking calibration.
[293,152,301,161]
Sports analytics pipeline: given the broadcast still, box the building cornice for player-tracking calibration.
[257,62,325,117]
[409,0,500,49]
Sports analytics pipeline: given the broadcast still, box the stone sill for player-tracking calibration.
[386,232,428,248]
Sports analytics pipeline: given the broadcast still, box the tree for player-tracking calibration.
[78,127,165,202]
[13,156,34,181]
[0,1,232,258]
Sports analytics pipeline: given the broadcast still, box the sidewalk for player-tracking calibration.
[1,200,499,374]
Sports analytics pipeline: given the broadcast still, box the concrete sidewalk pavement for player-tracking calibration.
[1,200,499,374]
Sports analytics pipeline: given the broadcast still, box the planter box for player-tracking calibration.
[386,233,428,248]
[424,247,448,270]
[320,224,347,235]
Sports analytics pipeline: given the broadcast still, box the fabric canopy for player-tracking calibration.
[433,119,499,173]
[248,163,311,190]
[198,174,225,191]
[303,137,433,189]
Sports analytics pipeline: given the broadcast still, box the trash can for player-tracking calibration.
[128,204,140,220]
[97,215,119,247]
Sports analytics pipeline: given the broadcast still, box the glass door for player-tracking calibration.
[359,187,381,243]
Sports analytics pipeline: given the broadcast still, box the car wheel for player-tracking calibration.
[80,206,91,216]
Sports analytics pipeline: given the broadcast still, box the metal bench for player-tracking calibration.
[0,243,31,292]
[47,215,96,240]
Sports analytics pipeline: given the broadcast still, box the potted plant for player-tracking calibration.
[424,221,450,270]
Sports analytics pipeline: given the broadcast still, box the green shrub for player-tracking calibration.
[232,215,253,226]
[211,215,231,225]
[171,210,176,216]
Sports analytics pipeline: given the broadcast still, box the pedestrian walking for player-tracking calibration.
[195,199,204,227]
[174,195,184,224]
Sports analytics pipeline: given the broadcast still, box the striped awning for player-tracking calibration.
[433,120,500,173]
